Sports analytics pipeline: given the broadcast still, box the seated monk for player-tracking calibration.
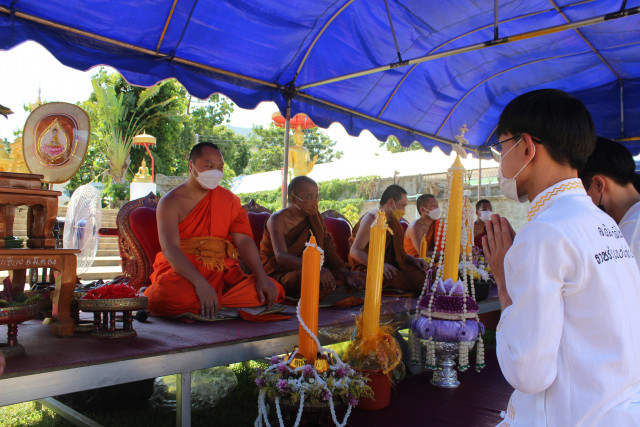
[261,176,364,299]
[473,199,492,249]
[403,194,443,258]
[349,184,427,291]
[144,142,285,318]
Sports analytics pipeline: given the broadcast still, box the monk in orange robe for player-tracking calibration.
[349,184,427,291]
[261,176,364,299]
[403,194,444,257]
[144,142,284,318]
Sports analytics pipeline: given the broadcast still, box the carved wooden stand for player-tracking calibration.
[0,172,78,337]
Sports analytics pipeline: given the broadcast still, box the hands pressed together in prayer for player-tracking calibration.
[482,214,515,310]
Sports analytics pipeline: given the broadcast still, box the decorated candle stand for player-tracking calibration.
[343,211,402,410]
[410,155,485,388]
[255,234,372,427]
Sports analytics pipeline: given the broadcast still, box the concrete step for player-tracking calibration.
[78,265,123,282]
[96,242,119,250]
[92,256,122,267]
[97,249,120,257]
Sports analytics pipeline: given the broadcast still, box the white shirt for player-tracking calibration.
[496,179,640,426]
[619,200,640,272]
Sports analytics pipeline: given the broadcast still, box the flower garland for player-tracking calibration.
[254,302,372,427]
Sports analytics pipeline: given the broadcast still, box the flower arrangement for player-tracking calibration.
[255,304,372,427]
[81,283,140,300]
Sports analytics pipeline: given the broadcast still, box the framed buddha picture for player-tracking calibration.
[22,102,90,183]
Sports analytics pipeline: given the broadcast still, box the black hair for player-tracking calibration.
[416,194,435,211]
[189,142,221,162]
[287,176,317,197]
[497,89,596,171]
[579,136,636,189]
[380,184,407,206]
[476,199,491,210]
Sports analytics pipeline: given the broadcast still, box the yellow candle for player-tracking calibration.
[419,235,427,259]
[299,234,322,363]
[362,210,389,339]
[443,155,463,281]
[464,196,473,257]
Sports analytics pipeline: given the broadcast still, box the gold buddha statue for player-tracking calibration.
[133,158,153,183]
[288,125,318,177]
[8,137,29,173]
[0,143,11,172]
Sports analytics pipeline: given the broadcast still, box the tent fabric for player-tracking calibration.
[1,1,639,155]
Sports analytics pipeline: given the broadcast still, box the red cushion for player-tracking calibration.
[248,211,271,248]
[400,220,409,231]
[324,217,352,263]
[129,207,161,270]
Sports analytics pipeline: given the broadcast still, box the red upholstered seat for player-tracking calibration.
[248,211,271,248]
[324,216,352,263]
[400,220,409,231]
[128,207,161,272]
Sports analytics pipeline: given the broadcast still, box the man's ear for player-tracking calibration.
[592,175,606,192]
[521,133,537,159]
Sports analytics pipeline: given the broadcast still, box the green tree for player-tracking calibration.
[380,135,422,153]
[244,124,342,174]
[196,125,250,176]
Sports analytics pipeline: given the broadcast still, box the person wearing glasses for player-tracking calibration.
[579,136,640,271]
[483,89,640,425]
[261,176,364,300]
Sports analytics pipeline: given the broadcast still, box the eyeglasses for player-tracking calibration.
[294,193,320,201]
[487,134,522,154]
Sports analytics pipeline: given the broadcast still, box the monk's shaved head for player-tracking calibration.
[380,184,407,207]
[417,194,436,211]
[288,176,317,197]
[189,142,221,162]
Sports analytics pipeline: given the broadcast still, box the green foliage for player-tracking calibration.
[244,124,342,174]
[102,179,130,207]
[197,125,251,176]
[380,135,422,153]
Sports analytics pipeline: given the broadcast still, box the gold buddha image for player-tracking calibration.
[132,158,153,183]
[288,125,318,177]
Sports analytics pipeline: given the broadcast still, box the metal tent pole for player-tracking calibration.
[282,100,292,209]
[478,157,482,201]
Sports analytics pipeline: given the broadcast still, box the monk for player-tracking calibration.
[349,184,427,291]
[261,176,364,299]
[473,199,492,248]
[403,194,442,258]
[144,142,284,318]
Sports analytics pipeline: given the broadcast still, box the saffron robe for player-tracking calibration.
[496,179,640,426]
[144,187,285,316]
[403,219,442,257]
[349,210,425,291]
[261,211,346,298]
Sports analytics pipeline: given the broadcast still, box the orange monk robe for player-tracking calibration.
[261,211,345,298]
[402,219,444,257]
[349,213,425,291]
[144,187,285,316]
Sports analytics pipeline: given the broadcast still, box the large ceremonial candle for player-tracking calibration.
[465,197,473,257]
[443,155,464,281]
[298,234,322,363]
[362,210,388,340]
[419,235,427,259]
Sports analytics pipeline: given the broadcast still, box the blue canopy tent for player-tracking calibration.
[1,0,639,200]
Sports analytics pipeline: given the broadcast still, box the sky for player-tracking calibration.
[0,41,390,161]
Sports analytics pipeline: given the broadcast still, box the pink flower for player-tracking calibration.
[270,356,280,365]
[276,363,289,374]
[255,378,265,387]
[277,379,288,391]
[348,394,358,406]
[322,390,332,401]
[302,365,315,377]
[334,367,347,379]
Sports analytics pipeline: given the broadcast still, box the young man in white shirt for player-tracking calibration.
[483,89,640,426]
[580,136,640,271]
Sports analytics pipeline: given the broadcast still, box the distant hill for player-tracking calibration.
[227,125,252,137]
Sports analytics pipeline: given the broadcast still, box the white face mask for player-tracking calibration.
[427,207,441,220]
[479,210,492,221]
[497,138,533,203]
[191,166,223,190]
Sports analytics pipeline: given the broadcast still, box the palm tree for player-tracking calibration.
[91,77,180,184]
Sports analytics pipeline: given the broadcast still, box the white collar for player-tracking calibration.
[527,178,585,222]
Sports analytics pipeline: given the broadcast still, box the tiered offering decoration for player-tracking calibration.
[344,211,402,377]
[411,155,485,387]
[255,234,372,427]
